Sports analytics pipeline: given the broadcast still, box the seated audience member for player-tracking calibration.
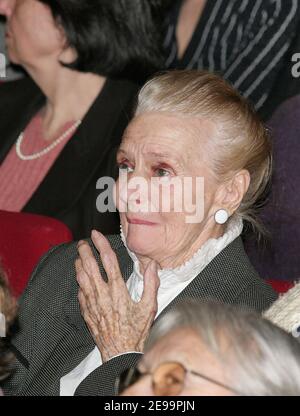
[245,91,300,281]
[244,30,300,281]
[3,71,277,396]
[164,0,300,114]
[0,0,165,239]
[264,282,300,336]
[0,264,17,396]
[119,300,300,396]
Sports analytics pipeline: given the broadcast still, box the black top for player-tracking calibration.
[3,234,277,396]
[0,77,139,239]
[164,0,300,112]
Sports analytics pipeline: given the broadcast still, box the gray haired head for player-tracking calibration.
[146,300,300,396]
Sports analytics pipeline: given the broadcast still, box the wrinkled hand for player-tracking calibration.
[76,230,160,362]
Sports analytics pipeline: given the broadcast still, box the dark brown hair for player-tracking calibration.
[38,0,168,81]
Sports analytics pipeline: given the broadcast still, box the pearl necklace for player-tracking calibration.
[15,120,82,161]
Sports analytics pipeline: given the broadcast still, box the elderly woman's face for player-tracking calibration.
[121,328,234,396]
[0,0,66,67]
[116,113,221,263]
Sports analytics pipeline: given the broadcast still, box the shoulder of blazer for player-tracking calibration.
[162,237,277,315]
[18,234,131,317]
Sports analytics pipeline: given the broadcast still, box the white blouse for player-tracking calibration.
[60,216,243,395]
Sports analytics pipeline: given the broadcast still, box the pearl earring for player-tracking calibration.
[215,209,229,225]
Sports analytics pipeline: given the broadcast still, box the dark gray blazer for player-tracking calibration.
[3,235,277,396]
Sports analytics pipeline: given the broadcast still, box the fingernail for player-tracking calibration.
[92,230,101,239]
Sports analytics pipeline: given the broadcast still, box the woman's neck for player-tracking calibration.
[27,63,106,141]
[176,0,207,59]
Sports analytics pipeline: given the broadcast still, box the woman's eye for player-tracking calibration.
[154,168,171,177]
[118,163,134,173]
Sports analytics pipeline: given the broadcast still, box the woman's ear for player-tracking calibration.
[59,45,78,65]
[56,24,77,64]
[216,170,250,215]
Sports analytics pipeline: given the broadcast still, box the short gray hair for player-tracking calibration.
[146,300,300,396]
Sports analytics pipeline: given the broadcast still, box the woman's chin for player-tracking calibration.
[126,231,157,257]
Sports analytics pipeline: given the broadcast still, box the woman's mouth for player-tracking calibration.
[127,217,157,226]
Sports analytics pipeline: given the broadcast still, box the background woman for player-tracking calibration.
[164,0,300,115]
[0,0,165,239]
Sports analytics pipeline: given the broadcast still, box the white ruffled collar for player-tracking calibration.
[120,216,243,290]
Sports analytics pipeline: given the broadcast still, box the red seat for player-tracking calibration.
[0,210,73,297]
[267,279,295,294]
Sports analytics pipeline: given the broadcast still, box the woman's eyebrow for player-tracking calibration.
[117,149,184,167]
[147,151,172,158]
[146,151,182,164]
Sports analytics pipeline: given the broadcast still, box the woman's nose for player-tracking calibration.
[0,0,15,17]
[117,181,141,212]
[118,172,149,209]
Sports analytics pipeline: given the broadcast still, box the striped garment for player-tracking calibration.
[164,0,300,110]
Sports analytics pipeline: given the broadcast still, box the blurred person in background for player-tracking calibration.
[164,1,300,283]
[120,300,300,396]
[164,0,300,116]
[244,31,300,282]
[0,0,166,239]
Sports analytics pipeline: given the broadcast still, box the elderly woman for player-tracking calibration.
[3,71,277,396]
[0,0,164,239]
[120,300,300,396]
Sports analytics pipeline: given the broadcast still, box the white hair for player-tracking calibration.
[134,70,272,237]
[146,300,300,396]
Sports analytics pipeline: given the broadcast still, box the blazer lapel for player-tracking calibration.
[155,237,254,321]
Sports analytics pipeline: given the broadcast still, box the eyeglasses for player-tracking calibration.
[116,361,242,396]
